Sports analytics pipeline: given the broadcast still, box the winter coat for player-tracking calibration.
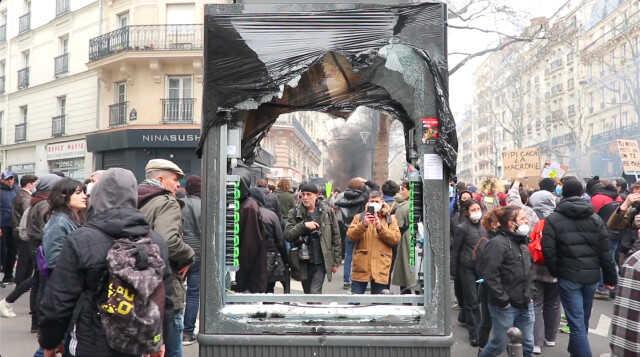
[42,211,79,269]
[27,197,51,246]
[607,206,637,231]
[346,204,401,285]
[478,230,534,309]
[285,200,342,281]
[236,196,268,293]
[11,189,31,239]
[529,190,556,219]
[335,188,368,232]
[542,197,617,286]
[0,182,16,227]
[276,191,295,219]
[591,188,620,214]
[452,217,487,276]
[138,182,194,310]
[181,195,201,259]
[38,168,170,357]
[258,187,281,220]
[260,207,288,266]
[391,197,417,288]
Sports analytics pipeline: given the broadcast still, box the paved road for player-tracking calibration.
[0,276,617,357]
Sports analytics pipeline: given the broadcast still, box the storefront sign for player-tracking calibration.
[502,148,541,179]
[47,140,87,160]
[617,139,640,174]
[140,133,201,144]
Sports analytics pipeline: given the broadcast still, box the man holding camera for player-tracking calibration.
[347,190,401,294]
[284,183,341,294]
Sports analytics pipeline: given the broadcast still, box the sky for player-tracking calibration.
[448,1,580,120]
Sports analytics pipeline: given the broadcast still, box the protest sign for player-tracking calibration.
[617,139,640,174]
[502,148,542,179]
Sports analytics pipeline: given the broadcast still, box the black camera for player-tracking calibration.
[367,206,375,215]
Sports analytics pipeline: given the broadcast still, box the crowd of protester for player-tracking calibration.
[450,175,640,356]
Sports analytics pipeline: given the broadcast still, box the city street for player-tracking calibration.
[0,273,617,357]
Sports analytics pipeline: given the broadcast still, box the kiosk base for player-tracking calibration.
[198,334,454,356]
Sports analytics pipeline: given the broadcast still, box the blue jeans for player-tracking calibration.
[597,239,619,291]
[183,260,200,335]
[351,280,387,294]
[479,302,534,357]
[164,309,184,357]
[558,279,597,357]
[343,238,354,283]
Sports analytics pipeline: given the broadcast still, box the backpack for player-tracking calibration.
[17,206,31,241]
[98,236,166,355]
[598,201,622,240]
[528,219,546,265]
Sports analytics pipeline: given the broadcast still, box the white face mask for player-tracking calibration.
[469,212,482,222]
[515,224,530,236]
[368,202,382,213]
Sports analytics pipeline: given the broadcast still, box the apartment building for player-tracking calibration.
[85,1,230,180]
[261,113,322,186]
[0,0,100,179]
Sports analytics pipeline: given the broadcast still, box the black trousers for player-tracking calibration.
[15,239,34,285]
[478,282,492,348]
[457,265,481,341]
[0,227,16,280]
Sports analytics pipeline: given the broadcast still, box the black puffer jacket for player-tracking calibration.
[478,230,534,309]
[451,217,486,275]
[38,169,170,357]
[542,197,617,286]
[335,188,368,228]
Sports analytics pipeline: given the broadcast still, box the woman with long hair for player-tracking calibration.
[42,178,87,270]
[478,205,535,357]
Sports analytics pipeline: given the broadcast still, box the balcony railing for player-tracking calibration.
[54,53,69,76]
[19,13,30,34]
[109,102,128,127]
[0,24,6,42]
[89,24,203,61]
[52,115,65,137]
[162,98,194,123]
[0,76,4,94]
[15,123,26,142]
[18,68,29,90]
[56,0,70,16]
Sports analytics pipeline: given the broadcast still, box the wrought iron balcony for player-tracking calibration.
[15,123,26,143]
[0,76,4,94]
[0,25,6,43]
[54,53,69,76]
[109,102,127,127]
[89,24,203,62]
[18,68,29,90]
[52,115,65,137]
[162,98,194,123]
[56,0,69,16]
[19,13,30,34]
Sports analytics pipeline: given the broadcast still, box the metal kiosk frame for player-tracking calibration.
[199,2,457,356]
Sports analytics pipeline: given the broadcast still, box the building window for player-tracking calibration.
[0,60,5,94]
[117,11,129,28]
[18,50,29,89]
[52,96,66,137]
[623,112,629,127]
[15,106,27,142]
[19,0,31,33]
[0,111,3,145]
[55,35,69,76]
[56,0,70,16]
[110,82,127,127]
[163,75,194,123]
[0,10,6,43]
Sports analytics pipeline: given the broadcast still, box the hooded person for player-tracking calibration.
[529,178,557,219]
[38,168,170,357]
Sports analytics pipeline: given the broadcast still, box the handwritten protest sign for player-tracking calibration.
[617,139,640,174]
[502,148,542,179]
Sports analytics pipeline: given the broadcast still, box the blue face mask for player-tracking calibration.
[555,185,562,196]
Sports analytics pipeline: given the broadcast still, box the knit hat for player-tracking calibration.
[562,178,584,198]
[299,182,319,194]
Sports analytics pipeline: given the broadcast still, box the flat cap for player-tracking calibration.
[299,182,319,194]
[145,159,184,177]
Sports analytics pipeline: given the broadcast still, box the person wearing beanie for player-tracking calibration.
[284,182,341,294]
[542,178,617,356]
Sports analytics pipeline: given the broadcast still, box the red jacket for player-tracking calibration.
[591,193,621,214]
